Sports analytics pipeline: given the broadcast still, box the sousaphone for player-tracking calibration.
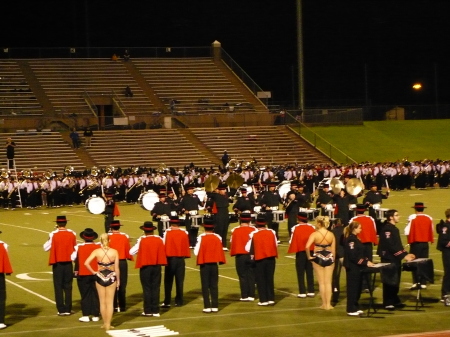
[329,178,345,194]
[346,178,365,196]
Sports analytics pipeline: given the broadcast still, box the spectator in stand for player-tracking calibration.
[125,86,133,97]
[69,128,80,149]
[83,127,93,148]
[123,50,130,61]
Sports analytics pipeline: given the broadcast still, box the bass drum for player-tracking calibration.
[85,196,106,214]
[138,190,159,211]
[193,188,207,210]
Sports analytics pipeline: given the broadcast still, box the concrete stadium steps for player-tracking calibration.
[0,60,44,115]
[27,59,155,115]
[132,58,256,114]
[4,132,85,172]
[85,129,215,168]
[191,126,330,166]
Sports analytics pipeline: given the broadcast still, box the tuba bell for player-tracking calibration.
[21,169,33,179]
[44,169,55,180]
[105,165,115,176]
[91,166,99,177]
[157,163,167,173]
[226,159,240,170]
[0,168,9,179]
[64,165,74,176]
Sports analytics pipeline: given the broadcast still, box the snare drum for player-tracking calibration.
[372,203,381,210]
[85,196,106,214]
[138,190,159,211]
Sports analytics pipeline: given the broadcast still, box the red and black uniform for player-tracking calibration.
[0,241,13,325]
[194,233,226,309]
[109,231,133,311]
[72,242,101,317]
[350,214,378,261]
[288,222,315,295]
[43,228,76,314]
[246,228,278,303]
[130,235,167,315]
[162,226,191,306]
[230,225,257,299]
[406,213,434,284]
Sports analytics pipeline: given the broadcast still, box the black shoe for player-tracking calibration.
[394,303,406,309]
[160,303,171,308]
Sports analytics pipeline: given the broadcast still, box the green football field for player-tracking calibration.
[1,187,450,337]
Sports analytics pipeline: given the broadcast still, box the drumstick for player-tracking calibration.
[385,179,389,190]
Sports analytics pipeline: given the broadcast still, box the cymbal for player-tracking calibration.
[346,178,364,196]
[226,172,245,190]
[204,175,220,192]
[330,178,345,194]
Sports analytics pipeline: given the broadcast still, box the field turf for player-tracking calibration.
[1,186,450,336]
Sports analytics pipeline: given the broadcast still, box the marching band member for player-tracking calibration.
[179,185,205,248]
[288,211,315,298]
[245,213,278,306]
[404,202,434,290]
[437,209,450,302]
[233,188,253,214]
[152,193,172,238]
[343,221,375,316]
[209,184,231,250]
[260,182,281,242]
[108,220,133,313]
[377,209,415,310]
[130,222,167,317]
[230,212,257,302]
[71,228,101,322]
[161,215,191,308]
[194,216,226,313]
[0,231,13,330]
[363,183,389,221]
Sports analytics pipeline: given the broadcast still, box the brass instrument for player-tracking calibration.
[79,180,98,195]
[44,169,55,180]
[226,159,240,170]
[157,163,167,173]
[127,178,143,193]
[105,165,115,176]
[91,166,99,177]
[21,169,33,179]
[64,165,74,176]
[0,169,9,179]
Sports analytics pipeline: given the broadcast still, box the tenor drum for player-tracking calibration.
[276,180,291,199]
[138,190,159,211]
[85,196,106,214]
[193,188,207,210]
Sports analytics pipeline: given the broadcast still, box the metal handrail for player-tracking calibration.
[285,111,357,165]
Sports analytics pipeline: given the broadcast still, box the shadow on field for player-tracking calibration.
[6,302,41,325]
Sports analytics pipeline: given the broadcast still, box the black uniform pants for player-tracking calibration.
[0,274,6,324]
[381,260,402,306]
[410,242,429,284]
[140,265,161,315]
[164,257,186,306]
[441,249,450,297]
[200,263,219,309]
[346,266,363,313]
[295,251,314,294]
[235,254,255,299]
[114,260,128,310]
[254,257,276,303]
[52,262,73,314]
[76,275,99,316]
[185,214,199,247]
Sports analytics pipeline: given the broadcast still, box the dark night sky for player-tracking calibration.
[3,0,450,107]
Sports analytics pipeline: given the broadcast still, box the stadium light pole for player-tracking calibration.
[296,0,305,115]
